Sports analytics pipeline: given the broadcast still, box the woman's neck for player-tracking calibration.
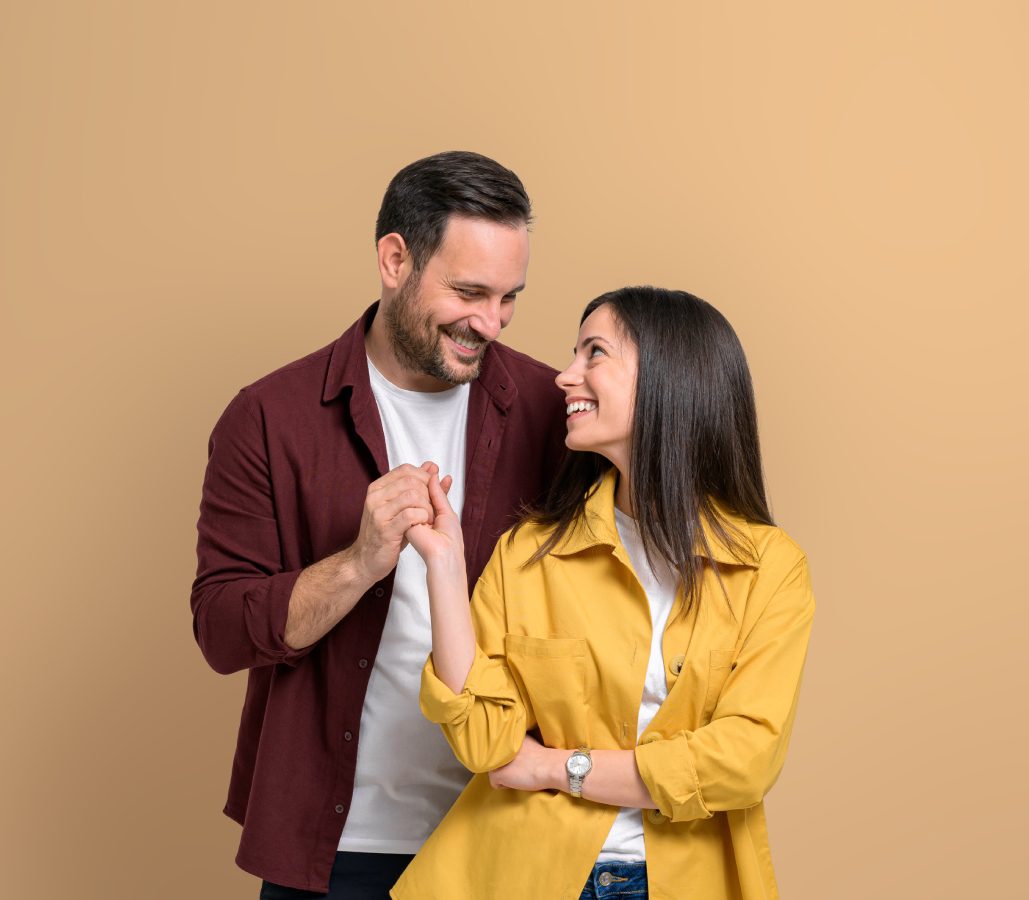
[613,468,634,517]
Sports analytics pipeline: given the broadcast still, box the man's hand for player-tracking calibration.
[489,735,562,793]
[352,463,443,583]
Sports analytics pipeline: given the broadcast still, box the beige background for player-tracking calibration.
[2,2,1026,897]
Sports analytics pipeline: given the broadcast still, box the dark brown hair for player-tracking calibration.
[375,150,532,272]
[516,286,774,614]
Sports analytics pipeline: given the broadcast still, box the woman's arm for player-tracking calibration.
[489,735,657,809]
[408,465,531,773]
[405,467,475,692]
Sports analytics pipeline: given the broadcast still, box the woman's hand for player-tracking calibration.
[404,463,462,566]
[489,735,563,793]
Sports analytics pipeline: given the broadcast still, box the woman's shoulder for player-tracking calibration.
[746,520,809,576]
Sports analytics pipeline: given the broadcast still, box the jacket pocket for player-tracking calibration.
[505,634,589,750]
[701,648,737,723]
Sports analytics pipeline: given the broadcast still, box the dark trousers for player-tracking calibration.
[259,852,414,900]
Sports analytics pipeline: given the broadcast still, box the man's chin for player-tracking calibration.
[439,344,485,383]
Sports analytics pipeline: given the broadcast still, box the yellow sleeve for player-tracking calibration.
[419,544,534,773]
[634,549,815,822]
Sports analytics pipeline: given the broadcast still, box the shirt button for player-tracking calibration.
[334,804,345,814]
[669,654,685,676]
[358,658,369,669]
[344,731,353,741]
[647,809,666,824]
[374,588,385,598]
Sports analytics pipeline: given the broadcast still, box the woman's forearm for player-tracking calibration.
[425,551,476,694]
[577,749,658,809]
[523,746,657,809]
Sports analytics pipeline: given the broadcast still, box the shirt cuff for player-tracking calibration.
[634,733,712,823]
[420,645,520,726]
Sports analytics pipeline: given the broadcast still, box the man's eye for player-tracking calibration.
[460,290,482,299]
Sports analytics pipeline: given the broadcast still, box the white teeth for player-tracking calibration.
[566,400,598,415]
[447,332,482,352]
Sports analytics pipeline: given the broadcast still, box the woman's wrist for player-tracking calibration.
[545,747,568,792]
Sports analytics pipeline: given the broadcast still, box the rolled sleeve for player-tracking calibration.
[419,644,527,773]
[191,389,315,675]
[420,645,520,726]
[634,733,711,822]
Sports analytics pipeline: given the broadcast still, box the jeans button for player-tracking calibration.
[598,872,613,887]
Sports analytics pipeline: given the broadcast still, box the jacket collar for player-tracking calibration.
[549,468,759,568]
[322,301,517,412]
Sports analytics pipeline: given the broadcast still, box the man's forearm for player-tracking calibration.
[284,546,374,650]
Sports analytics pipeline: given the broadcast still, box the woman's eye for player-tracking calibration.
[589,345,605,358]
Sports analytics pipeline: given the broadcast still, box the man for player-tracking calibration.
[191,151,567,898]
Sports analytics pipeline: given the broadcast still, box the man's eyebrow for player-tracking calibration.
[450,280,526,295]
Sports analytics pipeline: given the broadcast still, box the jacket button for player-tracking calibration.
[669,654,685,676]
[647,809,666,824]
[334,804,345,814]
[358,658,369,669]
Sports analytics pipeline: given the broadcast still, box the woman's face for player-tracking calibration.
[555,303,638,471]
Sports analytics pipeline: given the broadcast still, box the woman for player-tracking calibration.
[391,287,815,900]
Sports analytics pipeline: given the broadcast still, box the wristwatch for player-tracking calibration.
[565,747,593,798]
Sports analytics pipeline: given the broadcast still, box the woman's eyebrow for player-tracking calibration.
[573,335,612,353]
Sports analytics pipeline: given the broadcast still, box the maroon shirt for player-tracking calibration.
[191,303,568,892]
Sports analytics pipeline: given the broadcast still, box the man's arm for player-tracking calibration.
[191,389,436,672]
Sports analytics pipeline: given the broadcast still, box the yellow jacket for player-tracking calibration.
[391,470,815,900]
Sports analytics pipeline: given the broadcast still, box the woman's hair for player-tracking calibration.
[516,286,774,615]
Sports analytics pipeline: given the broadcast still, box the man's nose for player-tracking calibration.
[469,299,503,342]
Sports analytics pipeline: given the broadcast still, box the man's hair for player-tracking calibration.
[375,151,532,272]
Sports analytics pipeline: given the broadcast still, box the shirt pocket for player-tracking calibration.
[505,634,590,750]
[701,648,738,724]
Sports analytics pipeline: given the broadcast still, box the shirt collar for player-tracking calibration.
[322,301,517,412]
[549,468,759,568]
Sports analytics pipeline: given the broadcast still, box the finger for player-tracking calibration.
[420,460,439,476]
[384,505,432,538]
[374,491,434,531]
[440,474,453,496]
[427,472,455,516]
[374,479,433,509]
[372,464,430,493]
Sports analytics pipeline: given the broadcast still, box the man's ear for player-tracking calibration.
[377,233,411,290]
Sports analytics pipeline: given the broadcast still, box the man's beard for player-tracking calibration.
[383,273,487,385]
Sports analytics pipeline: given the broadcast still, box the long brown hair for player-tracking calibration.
[514,286,773,614]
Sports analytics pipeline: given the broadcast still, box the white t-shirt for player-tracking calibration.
[337,358,472,854]
[597,507,679,862]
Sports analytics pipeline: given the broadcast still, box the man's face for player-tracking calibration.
[384,216,530,385]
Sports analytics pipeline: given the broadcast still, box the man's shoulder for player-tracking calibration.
[242,339,336,396]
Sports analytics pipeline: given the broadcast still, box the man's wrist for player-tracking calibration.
[336,544,376,596]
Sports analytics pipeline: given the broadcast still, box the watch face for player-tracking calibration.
[567,754,591,777]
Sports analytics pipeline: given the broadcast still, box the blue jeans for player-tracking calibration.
[579,860,648,899]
